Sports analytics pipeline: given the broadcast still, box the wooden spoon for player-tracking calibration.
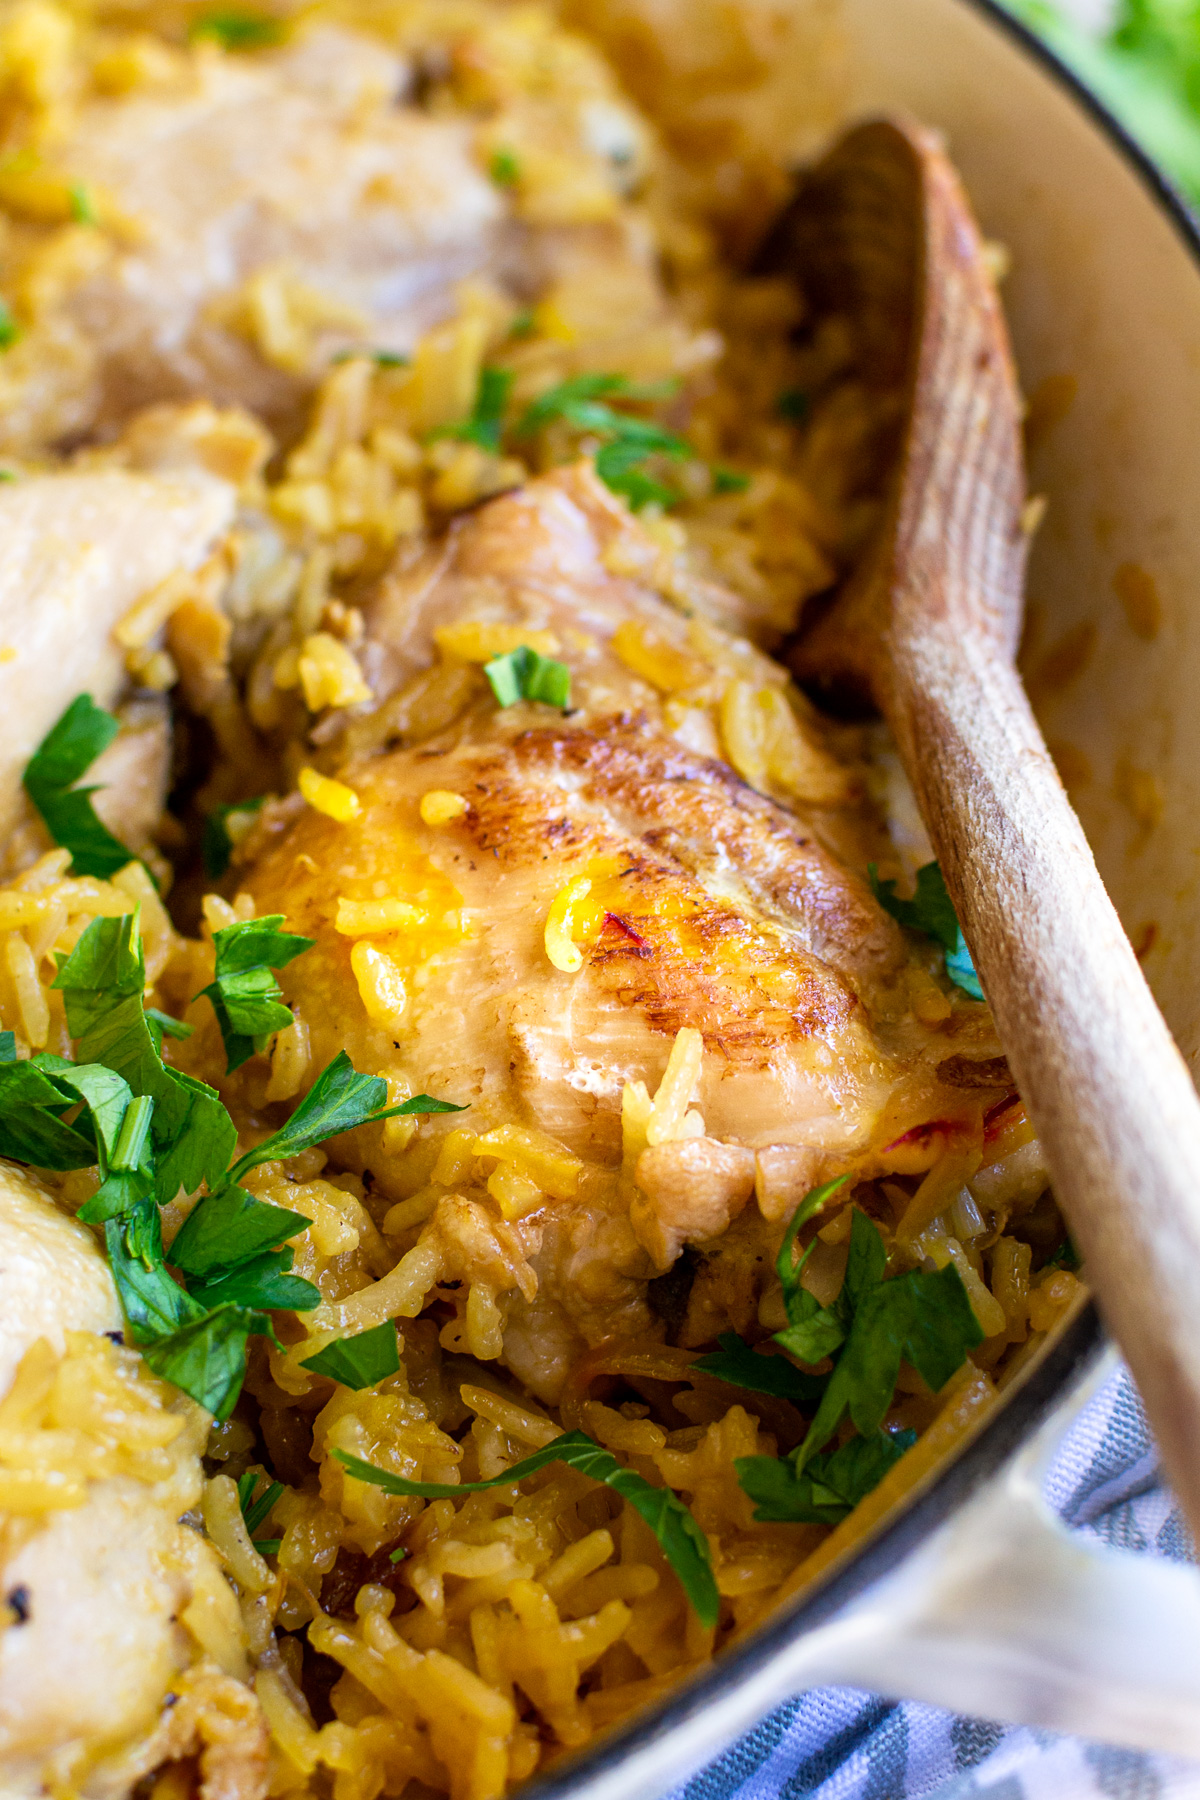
[772,117,1200,1539]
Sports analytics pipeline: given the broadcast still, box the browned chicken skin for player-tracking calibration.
[226,464,1004,1395]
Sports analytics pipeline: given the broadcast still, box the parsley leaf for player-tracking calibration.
[703,1181,983,1514]
[301,1320,401,1389]
[186,1246,320,1313]
[55,913,236,1205]
[489,148,521,187]
[777,388,809,423]
[692,1332,827,1405]
[238,1472,284,1544]
[869,861,984,1001]
[169,1184,308,1277]
[0,1032,14,1062]
[0,1059,101,1169]
[189,8,283,48]
[515,374,689,511]
[335,1431,718,1627]
[105,1201,203,1344]
[202,797,265,880]
[712,466,750,494]
[796,1258,981,1470]
[199,915,313,1073]
[142,1304,265,1421]
[484,644,571,710]
[228,1051,463,1182]
[735,1427,916,1524]
[1044,1236,1081,1272]
[435,366,512,454]
[23,695,134,880]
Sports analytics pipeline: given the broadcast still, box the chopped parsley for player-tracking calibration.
[0,301,19,351]
[434,366,512,454]
[516,373,688,510]
[189,9,284,48]
[712,466,750,494]
[489,148,521,187]
[736,1427,916,1525]
[698,1178,982,1522]
[869,861,984,1001]
[23,694,136,880]
[238,1471,284,1553]
[777,388,809,423]
[68,182,97,226]
[335,1431,718,1626]
[484,644,571,711]
[198,914,313,1073]
[0,888,464,1420]
[202,796,265,880]
[301,1320,401,1389]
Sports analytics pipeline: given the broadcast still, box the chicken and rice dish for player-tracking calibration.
[0,2,1081,1796]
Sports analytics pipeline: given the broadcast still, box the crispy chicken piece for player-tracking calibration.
[0,466,234,850]
[231,469,1001,1388]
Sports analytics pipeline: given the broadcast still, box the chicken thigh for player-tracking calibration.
[232,467,1003,1392]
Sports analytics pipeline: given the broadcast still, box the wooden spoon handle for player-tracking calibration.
[894,633,1200,1535]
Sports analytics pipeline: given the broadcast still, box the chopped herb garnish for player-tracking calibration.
[329,349,410,369]
[1,833,464,1422]
[202,796,265,880]
[388,1545,408,1563]
[186,1246,319,1314]
[141,1303,268,1421]
[516,374,688,510]
[228,1050,462,1184]
[777,388,809,423]
[484,644,571,711]
[0,301,19,351]
[189,8,283,48]
[869,861,984,1001]
[508,308,536,340]
[238,1472,284,1549]
[489,148,521,187]
[198,914,313,1073]
[335,1431,718,1626]
[23,694,134,880]
[145,1008,194,1053]
[693,1331,826,1405]
[696,1178,982,1516]
[1044,1236,1081,1272]
[69,182,97,226]
[169,1183,308,1278]
[736,1427,917,1524]
[712,466,750,494]
[54,912,236,1207]
[434,365,512,454]
[301,1320,401,1389]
